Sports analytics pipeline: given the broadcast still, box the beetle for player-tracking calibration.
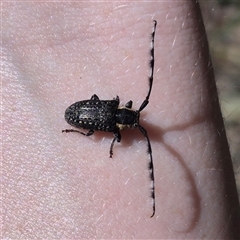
[62,20,157,217]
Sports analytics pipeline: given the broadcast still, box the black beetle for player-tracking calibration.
[63,20,157,217]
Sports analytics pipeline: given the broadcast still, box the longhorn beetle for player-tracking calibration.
[62,20,157,217]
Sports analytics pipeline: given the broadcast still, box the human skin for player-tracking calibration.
[2,2,240,239]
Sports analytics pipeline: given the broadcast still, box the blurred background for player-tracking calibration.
[199,1,240,199]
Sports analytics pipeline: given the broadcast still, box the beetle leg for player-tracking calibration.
[125,100,132,109]
[109,128,121,158]
[62,129,94,136]
[114,95,120,103]
[90,94,99,100]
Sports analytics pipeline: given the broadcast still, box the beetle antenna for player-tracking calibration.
[139,20,157,112]
[138,125,155,217]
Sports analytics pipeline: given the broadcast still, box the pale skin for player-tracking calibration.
[3,2,240,239]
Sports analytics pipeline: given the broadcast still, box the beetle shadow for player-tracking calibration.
[98,114,203,233]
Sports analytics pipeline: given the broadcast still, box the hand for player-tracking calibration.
[3,2,239,239]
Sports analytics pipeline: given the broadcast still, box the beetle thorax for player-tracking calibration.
[115,107,139,130]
